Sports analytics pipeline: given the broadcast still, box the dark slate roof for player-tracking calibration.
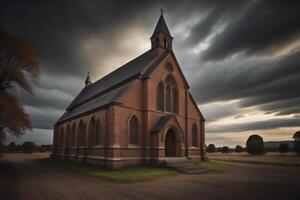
[57,82,131,123]
[151,14,172,38]
[68,49,167,110]
[56,48,170,125]
[151,115,173,133]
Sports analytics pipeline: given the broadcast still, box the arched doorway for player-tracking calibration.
[165,129,177,157]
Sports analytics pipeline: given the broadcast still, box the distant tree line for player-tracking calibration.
[0,141,52,154]
[206,131,300,155]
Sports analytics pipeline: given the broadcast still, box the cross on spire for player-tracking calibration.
[160,8,165,16]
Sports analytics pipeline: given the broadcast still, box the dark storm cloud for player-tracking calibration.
[1,0,300,145]
[208,117,300,133]
[186,1,246,46]
[192,48,300,115]
[200,0,300,61]
[0,0,158,76]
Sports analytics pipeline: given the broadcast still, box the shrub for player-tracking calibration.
[22,141,35,154]
[216,147,223,152]
[278,143,290,153]
[221,146,230,153]
[207,144,216,153]
[16,144,22,152]
[246,134,265,155]
[235,145,243,153]
[8,142,17,153]
[294,141,300,155]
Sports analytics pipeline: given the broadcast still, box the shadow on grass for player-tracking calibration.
[35,158,179,182]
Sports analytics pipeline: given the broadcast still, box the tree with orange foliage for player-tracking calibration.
[0,29,39,144]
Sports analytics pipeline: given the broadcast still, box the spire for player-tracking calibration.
[151,11,172,38]
[85,71,92,86]
[150,10,173,50]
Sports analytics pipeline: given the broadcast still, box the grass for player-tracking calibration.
[195,161,232,172]
[38,158,179,182]
[208,152,300,167]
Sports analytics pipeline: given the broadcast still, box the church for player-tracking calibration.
[52,13,206,169]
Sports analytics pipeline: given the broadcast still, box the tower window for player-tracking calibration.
[156,37,160,45]
[164,38,168,48]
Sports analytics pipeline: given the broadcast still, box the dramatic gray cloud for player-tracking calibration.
[1,0,300,145]
[208,117,300,133]
[201,0,300,61]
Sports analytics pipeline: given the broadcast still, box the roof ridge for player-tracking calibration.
[67,49,159,110]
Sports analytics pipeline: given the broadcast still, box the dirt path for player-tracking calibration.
[0,153,300,200]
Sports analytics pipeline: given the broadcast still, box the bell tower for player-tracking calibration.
[150,10,173,51]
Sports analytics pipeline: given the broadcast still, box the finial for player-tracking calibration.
[85,70,92,86]
[160,8,165,16]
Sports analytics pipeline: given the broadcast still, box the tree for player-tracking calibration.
[221,146,230,153]
[22,141,35,154]
[7,142,16,153]
[207,144,216,153]
[235,145,243,153]
[0,29,39,145]
[278,143,290,153]
[16,144,22,152]
[294,141,300,155]
[246,134,265,155]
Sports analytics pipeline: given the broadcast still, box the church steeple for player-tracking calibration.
[85,71,92,86]
[150,10,173,50]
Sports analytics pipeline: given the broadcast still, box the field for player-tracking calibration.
[1,153,300,199]
[208,152,300,166]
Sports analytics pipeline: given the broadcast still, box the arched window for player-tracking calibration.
[129,115,138,145]
[96,119,101,145]
[157,81,164,111]
[77,121,86,147]
[156,37,159,45]
[59,127,64,147]
[192,123,198,147]
[172,87,178,113]
[88,117,96,147]
[166,85,171,112]
[164,38,168,48]
[65,125,71,147]
[165,74,178,113]
[71,124,76,147]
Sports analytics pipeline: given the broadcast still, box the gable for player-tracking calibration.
[144,51,190,89]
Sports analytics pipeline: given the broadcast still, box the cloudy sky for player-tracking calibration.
[1,0,300,147]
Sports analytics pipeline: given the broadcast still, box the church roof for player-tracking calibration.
[57,82,131,123]
[151,115,173,133]
[151,114,185,134]
[151,14,172,38]
[56,48,169,124]
[67,49,168,110]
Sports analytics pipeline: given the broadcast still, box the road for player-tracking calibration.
[0,153,299,200]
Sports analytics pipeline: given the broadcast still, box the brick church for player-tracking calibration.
[53,13,206,169]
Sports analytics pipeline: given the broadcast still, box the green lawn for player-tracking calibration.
[196,161,232,172]
[38,158,179,182]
